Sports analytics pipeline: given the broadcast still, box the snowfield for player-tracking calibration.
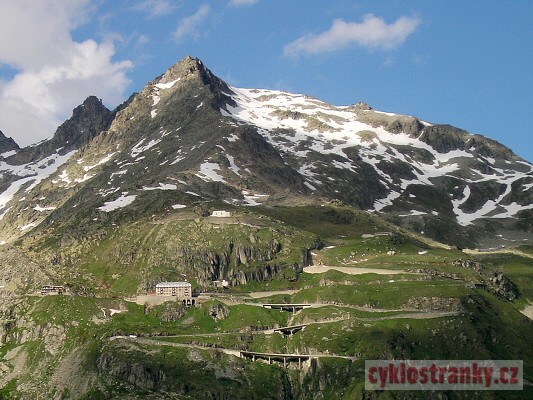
[222,86,532,225]
[98,193,137,212]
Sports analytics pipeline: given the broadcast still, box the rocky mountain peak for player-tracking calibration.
[0,56,530,249]
[154,55,209,85]
[352,101,373,111]
[73,95,108,118]
[152,56,232,99]
[56,95,112,148]
[0,130,20,154]
[5,96,112,164]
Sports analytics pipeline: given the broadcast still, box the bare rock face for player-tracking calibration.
[209,303,230,320]
[235,239,282,265]
[402,297,463,312]
[489,272,519,301]
[157,302,187,322]
[0,130,19,154]
[0,55,531,250]
[98,350,167,391]
[0,247,50,296]
[351,101,372,111]
[453,259,484,274]
[450,260,519,301]
[6,96,112,165]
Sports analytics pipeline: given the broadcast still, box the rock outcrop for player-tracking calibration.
[0,130,19,154]
[489,271,519,301]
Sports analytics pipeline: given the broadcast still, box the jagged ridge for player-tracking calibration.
[0,56,530,248]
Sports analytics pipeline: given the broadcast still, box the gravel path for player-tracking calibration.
[521,305,533,320]
[303,265,411,275]
[247,290,300,298]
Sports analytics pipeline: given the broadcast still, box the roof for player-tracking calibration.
[156,281,191,288]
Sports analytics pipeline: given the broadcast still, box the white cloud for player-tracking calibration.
[0,0,132,147]
[284,14,421,57]
[174,4,211,42]
[133,0,178,18]
[229,0,259,6]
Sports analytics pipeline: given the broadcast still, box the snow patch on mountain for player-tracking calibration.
[142,183,178,191]
[75,173,94,183]
[373,191,401,212]
[241,190,268,206]
[399,210,427,217]
[152,94,161,107]
[304,181,317,191]
[0,150,76,210]
[110,169,128,179]
[98,193,137,212]
[226,154,241,176]
[299,163,321,183]
[490,202,533,219]
[170,155,185,165]
[1,150,17,158]
[82,152,116,172]
[131,139,161,158]
[19,222,37,231]
[150,78,182,118]
[0,207,11,221]
[196,162,226,183]
[155,78,181,90]
[222,86,532,225]
[454,183,532,226]
[34,205,56,212]
[216,145,242,176]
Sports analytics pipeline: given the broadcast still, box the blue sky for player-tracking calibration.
[0,1,532,161]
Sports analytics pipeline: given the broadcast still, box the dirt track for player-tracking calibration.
[521,305,533,320]
[303,265,411,275]
[247,290,300,298]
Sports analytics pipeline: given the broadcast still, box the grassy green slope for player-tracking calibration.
[39,210,317,296]
[1,204,532,399]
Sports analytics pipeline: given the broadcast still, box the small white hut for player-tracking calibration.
[211,210,231,218]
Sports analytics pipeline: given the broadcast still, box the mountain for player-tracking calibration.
[220,88,532,247]
[0,56,530,248]
[0,96,114,243]
[0,131,19,155]
[0,56,532,399]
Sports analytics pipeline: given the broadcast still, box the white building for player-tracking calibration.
[155,282,194,305]
[211,210,231,218]
[213,279,229,288]
[41,285,65,295]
